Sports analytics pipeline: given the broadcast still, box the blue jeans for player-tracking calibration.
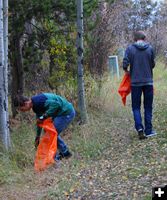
[131,85,153,135]
[53,109,75,154]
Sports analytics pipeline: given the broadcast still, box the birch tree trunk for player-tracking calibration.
[3,0,10,147]
[77,0,88,123]
[0,0,10,149]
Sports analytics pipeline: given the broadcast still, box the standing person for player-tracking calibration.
[14,93,75,160]
[122,31,156,140]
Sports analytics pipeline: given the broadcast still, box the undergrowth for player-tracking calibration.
[0,61,166,200]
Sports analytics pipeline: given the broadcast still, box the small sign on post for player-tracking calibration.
[117,48,125,60]
[108,55,119,79]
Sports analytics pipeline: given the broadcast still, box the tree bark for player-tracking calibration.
[10,34,24,117]
[77,0,88,123]
[0,0,10,149]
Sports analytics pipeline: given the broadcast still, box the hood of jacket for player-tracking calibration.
[133,41,149,50]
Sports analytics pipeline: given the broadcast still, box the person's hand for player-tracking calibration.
[124,69,130,74]
[34,136,40,149]
[36,114,47,124]
[37,116,44,124]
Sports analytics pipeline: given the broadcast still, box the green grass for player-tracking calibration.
[0,60,167,199]
[143,195,152,200]
[0,119,35,185]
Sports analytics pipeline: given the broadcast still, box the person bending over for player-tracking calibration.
[14,92,75,160]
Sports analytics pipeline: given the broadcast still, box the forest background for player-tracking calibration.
[0,0,167,199]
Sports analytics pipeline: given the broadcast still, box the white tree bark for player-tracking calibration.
[3,0,10,148]
[77,0,88,123]
[0,0,10,149]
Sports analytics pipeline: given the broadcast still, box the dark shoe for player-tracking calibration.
[59,150,72,159]
[54,153,62,161]
[138,130,147,140]
[146,130,157,138]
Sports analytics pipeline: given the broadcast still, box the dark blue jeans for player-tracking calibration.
[53,109,75,154]
[131,85,153,135]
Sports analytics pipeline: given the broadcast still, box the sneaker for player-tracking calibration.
[54,153,62,161]
[59,150,72,159]
[146,130,157,137]
[138,129,147,140]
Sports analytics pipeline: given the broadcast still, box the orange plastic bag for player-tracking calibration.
[118,73,131,106]
[34,118,58,172]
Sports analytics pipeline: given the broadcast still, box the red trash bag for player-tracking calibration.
[34,118,58,172]
[118,73,131,106]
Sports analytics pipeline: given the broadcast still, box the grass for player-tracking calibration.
[0,119,35,185]
[0,61,167,199]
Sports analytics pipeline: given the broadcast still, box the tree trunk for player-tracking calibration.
[10,34,24,117]
[48,54,57,91]
[0,0,10,149]
[77,0,88,123]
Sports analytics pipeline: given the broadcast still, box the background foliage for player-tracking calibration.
[1,0,167,198]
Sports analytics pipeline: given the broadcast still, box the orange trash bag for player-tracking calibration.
[118,73,131,106]
[34,118,58,172]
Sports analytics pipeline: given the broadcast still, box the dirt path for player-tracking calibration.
[0,105,167,200]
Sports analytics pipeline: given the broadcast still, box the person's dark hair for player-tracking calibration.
[13,95,29,107]
[134,31,146,42]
